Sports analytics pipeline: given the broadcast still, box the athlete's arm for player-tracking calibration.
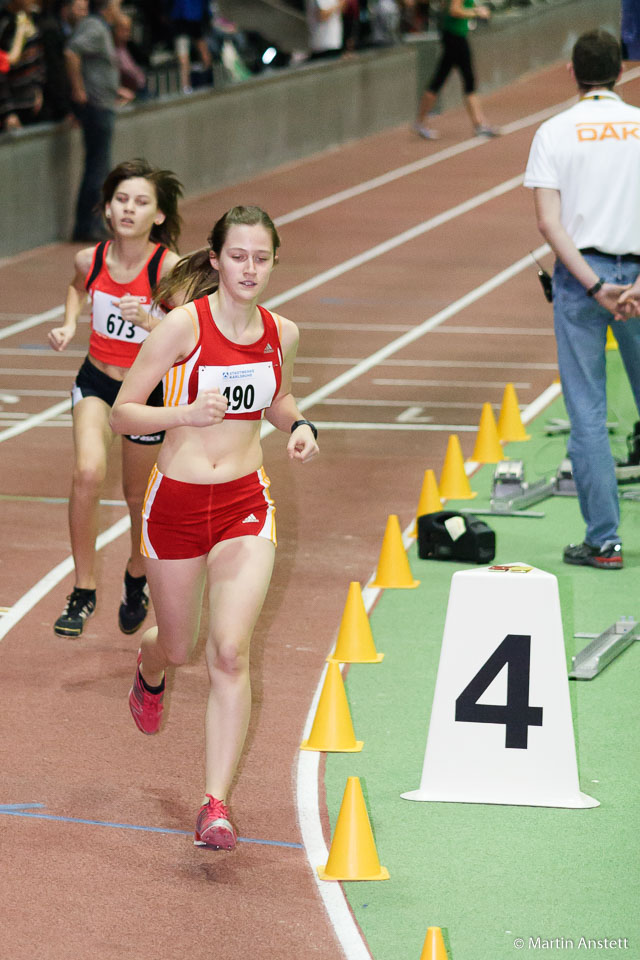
[533,187,630,320]
[449,0,490,19]
[48,247,93,351]
[110,304,227,434]
[264,316,319,462]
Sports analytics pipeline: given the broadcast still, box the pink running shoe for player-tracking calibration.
[194,795,237,850]
[128,650,164,735]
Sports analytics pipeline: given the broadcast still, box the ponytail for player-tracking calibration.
[153,247,218,308]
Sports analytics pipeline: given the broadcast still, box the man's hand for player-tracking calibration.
[594,283,633,321]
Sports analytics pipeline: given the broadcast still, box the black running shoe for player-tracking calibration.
[563,541,623,570]
[54,588,97,636]
[118,573,150,634]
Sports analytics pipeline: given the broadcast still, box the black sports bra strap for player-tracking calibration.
[84,241,107,291]
[147,244,166,290]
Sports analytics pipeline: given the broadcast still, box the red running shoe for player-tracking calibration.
[128,650,164,735]
[194,795,237,850]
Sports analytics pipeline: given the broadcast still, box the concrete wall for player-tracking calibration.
[0,0,622,258]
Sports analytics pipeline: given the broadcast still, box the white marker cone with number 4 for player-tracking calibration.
[402,563,598,808]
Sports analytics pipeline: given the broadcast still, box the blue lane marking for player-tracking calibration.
[0,806,303,848]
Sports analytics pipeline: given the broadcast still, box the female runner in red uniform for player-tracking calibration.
[48,159,182,638]
[110,205,319,849]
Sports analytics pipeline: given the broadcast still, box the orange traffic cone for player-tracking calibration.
[317,777,389,881]
[329,582,383,663]
[371,515,420,589]
[439,435,477,500]
[606,325,618,351]
[410,469,442,538]
[497,383,530,442]
[300,661,363,752]
[420,926,448,960]
[470,402,504,463]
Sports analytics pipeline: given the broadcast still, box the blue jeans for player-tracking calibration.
[553,254,640,546]
[72,104,115,240]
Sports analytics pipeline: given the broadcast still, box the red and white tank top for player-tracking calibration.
[163,295,283,421]
[85,241,169,368]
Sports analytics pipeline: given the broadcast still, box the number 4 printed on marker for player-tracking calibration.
[455,634,543,749]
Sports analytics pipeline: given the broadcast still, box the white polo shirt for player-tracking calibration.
[306,0,343,53]
[524,91,640,255]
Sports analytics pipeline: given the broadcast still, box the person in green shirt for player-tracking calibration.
[415,0,498,139]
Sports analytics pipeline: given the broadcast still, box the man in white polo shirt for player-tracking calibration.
[524,29,640,570]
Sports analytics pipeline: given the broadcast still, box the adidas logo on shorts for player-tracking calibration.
[242,513,259,524]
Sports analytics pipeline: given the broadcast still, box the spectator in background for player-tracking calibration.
[65,0,131,242]
[113,11,147,99]
[306,0,347,60]
[415,0,498,139]
[38,0,88,123]
[0,0,45,132]
[169,0,211,94]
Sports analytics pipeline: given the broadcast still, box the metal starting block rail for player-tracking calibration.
[569,617,639,680]
[459,460,576,519]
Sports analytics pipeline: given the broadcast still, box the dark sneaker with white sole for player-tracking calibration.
[563,541,623,570]
[118,572,150,634]
[54,588,96,636]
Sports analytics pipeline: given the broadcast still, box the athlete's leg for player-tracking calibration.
[121,437,160,579]
[69,396,113,589]
[203,536,276,802]
[139,554,208,685]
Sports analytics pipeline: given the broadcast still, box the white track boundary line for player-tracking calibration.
[0,515,130,642]
[297,377,563,959]
[0,399,70,443]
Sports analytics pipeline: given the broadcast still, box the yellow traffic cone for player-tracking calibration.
[371,515,420,589]
[606,325,619,351]
[420,926,448,960]
[497,383,530,442]
[438,435,477,500]
[317,777,389,881]
[470,402,504,463]
[300,661,363,752]
[410,469,442,538]
[328,582,384,663]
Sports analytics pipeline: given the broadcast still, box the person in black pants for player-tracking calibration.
[415,0,498,140]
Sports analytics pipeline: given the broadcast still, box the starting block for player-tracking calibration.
[459,459,577,519]
[569,617,639,680]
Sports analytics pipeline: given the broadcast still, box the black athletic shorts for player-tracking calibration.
[71,356,164,446]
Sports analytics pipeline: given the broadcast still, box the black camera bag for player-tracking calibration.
[417,510,496,564]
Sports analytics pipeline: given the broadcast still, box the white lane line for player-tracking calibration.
[262,243,550,437]
[298,357,557,369]
[0,305,65,341]
[372,378,530,389]
[0,400,71,443]
[0,368,77,376]
[0,515,130,642]
[312,421,477,432]
[264,173,526,310]
[321,398,487,409]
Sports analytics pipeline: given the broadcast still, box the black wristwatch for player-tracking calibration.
[586,279,604,297]
[290,419,318,440]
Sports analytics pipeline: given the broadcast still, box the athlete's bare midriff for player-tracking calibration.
[87,353,131,382]
[157,418,264,484]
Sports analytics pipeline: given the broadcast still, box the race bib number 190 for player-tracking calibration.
[198,362,276,414]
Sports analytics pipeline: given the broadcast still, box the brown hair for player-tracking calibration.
[572,30,621,91]
[101,158,183,251]
[155,205,280,306]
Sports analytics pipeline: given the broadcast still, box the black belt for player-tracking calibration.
[580,247,640,263]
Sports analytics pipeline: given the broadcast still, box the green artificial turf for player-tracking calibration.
[324,353,640,960]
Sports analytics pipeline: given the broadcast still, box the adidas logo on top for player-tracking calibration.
[264,343,274,353]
